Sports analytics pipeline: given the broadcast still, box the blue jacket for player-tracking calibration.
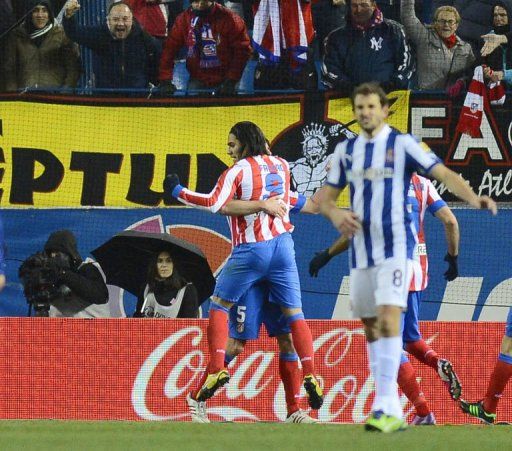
[322,18,413,91]
[63,16,161,90]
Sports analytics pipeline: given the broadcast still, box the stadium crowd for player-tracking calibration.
[1,0,512,95]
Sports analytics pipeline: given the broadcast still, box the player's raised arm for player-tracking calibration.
[429,164,497,214]
[163,168,241,213]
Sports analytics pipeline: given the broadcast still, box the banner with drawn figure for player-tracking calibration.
[1,91,511,205]
[0,92,411,208]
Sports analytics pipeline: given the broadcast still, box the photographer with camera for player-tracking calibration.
[19,230,108,317]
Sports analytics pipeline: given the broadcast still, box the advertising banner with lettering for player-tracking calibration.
[0,318,509,424]
[410,95,512,202]
[0,92,510,321]
[0,92,412,208]
[1,208,510,320]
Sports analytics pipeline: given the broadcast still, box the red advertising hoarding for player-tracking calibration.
[0,319,508,424]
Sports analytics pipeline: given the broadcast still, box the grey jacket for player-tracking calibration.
[401,0,475,89]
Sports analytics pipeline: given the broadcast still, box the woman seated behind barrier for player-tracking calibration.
[134,251,199,318]
[3,0,81,92]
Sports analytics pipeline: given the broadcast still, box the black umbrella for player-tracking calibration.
[91,231,216,304]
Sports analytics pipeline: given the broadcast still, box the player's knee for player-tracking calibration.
[211,296,234,310]
[378,316,400,337]
[501,335,512,356]
[377,306,402,337]
[276,334,294,354]
[361,318,378,342]
[227,338,246,357]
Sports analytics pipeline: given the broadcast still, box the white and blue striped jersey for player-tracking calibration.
[327,124,441,269]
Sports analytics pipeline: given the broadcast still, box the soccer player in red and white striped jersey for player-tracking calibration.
[164,121,323,410]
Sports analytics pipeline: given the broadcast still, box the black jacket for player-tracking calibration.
[322,5,412,91]
[63,15,161,89]
[44,230,108,306]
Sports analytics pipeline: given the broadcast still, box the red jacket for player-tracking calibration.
[159,3,252,86]
[125,0,168,38]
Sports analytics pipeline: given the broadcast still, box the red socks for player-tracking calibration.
[191,369,209,400]
[207,308,229,373]
[289,319,315,376]
[398,361,430,417]
[404,339,439,370]
[279,357,301,415]
[483,358,512,414]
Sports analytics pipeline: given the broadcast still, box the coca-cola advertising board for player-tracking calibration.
[0,318,509,424]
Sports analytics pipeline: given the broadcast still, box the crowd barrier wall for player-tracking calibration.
[0,318,508,424]
[0,91,510,320]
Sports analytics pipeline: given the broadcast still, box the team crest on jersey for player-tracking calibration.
[386,148,394,163]
[237,323,245,333]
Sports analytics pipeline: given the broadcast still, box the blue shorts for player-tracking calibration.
[506,307,512,337]
[401,291,422,343]
[214,233,302,309]
[229,283,290,340]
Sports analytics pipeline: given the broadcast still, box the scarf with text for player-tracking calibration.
[187,15,220,69]
[456,65,506,138]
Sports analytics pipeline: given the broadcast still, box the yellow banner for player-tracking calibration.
[0,92,410,208]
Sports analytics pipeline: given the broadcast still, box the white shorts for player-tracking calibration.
[349,258,412,319]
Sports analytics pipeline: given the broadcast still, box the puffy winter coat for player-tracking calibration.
[3,23,81,91]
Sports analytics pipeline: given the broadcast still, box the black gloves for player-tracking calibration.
[159,80,177,97]
[163,173,180,195]
[309,248,332,277]
[444,253,458,281]
[216,79,237,96]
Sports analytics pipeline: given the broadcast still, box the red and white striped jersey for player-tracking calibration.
[408,174,447,291]
[176,154,301,246]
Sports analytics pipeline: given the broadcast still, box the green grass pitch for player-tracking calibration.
[0,421,510,451]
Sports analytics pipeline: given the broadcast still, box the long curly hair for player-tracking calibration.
[229,121,271,158]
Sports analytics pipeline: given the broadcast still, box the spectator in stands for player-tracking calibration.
[123,0,170,41]
[63,0,161,91]
[482,2,512,85]
[312,0,346,56]
[158,0,251,96]
[400,1,475,95]
[252,0,318,91]
[134,250,199,318]
[432,1,497,53]
[0,0,15,91]
[19,230,109,317]
[322,0,412,93]
[2,0,81,92]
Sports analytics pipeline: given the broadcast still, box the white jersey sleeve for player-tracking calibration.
[401,135,442,175]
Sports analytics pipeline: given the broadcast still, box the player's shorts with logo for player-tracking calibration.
[229,283,290,340]
[350,258,412,318]
[214,232,301,309]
